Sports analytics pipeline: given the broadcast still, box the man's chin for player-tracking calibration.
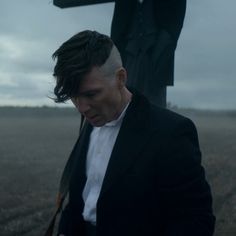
[86,116,105,127]
[90,121,106,127]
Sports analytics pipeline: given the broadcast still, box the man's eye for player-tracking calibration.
[86,92,97,97]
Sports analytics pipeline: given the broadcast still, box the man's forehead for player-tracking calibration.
[78,67,107,92]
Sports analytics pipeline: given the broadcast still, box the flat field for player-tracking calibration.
[0,107,235,236]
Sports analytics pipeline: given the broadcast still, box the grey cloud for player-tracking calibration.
[0,0,114,40]
[173,0,236,106]
[0,73,51,99]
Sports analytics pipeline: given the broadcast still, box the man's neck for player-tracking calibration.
[113,88,132,121]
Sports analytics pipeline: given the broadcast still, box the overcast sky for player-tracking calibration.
[0,0,235,109]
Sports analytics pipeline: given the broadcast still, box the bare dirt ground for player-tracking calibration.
[0,107,235,236]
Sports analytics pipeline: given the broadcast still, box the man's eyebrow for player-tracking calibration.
[79,89,101,96]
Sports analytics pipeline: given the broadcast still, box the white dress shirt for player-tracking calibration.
[82,103,130,225]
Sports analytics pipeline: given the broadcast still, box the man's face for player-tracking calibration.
[71,66,125,127]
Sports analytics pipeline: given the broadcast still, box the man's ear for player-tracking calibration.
[115,67,127,89]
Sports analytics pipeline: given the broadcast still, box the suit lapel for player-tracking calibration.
[99,92,152,198]
[70,122,93,192]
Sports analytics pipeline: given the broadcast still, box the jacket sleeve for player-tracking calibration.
[156,0,187,41]
[158,118,215,236]
[53,0,114,8]
[57,203,71,235]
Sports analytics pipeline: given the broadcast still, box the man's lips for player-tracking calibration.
[86,114,99,120]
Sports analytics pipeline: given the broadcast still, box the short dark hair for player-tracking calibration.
[52,30,114,103]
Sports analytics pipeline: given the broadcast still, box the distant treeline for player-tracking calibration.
[0,106,236,118]
[0,106,78,118]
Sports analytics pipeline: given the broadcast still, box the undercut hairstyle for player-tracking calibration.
[52,30,114,103]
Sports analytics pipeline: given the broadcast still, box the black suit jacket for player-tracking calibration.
[111,0,186,86]
[111,0,186,46]
[58,91,215,236]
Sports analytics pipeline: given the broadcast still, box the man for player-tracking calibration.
[53,0,186,107]
[52,30,215,236]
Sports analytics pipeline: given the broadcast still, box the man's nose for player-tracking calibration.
[73,97,90,113]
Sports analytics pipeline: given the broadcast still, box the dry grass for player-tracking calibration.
[0,107,235,236]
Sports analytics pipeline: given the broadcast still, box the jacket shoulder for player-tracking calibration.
[149,105,196,134]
